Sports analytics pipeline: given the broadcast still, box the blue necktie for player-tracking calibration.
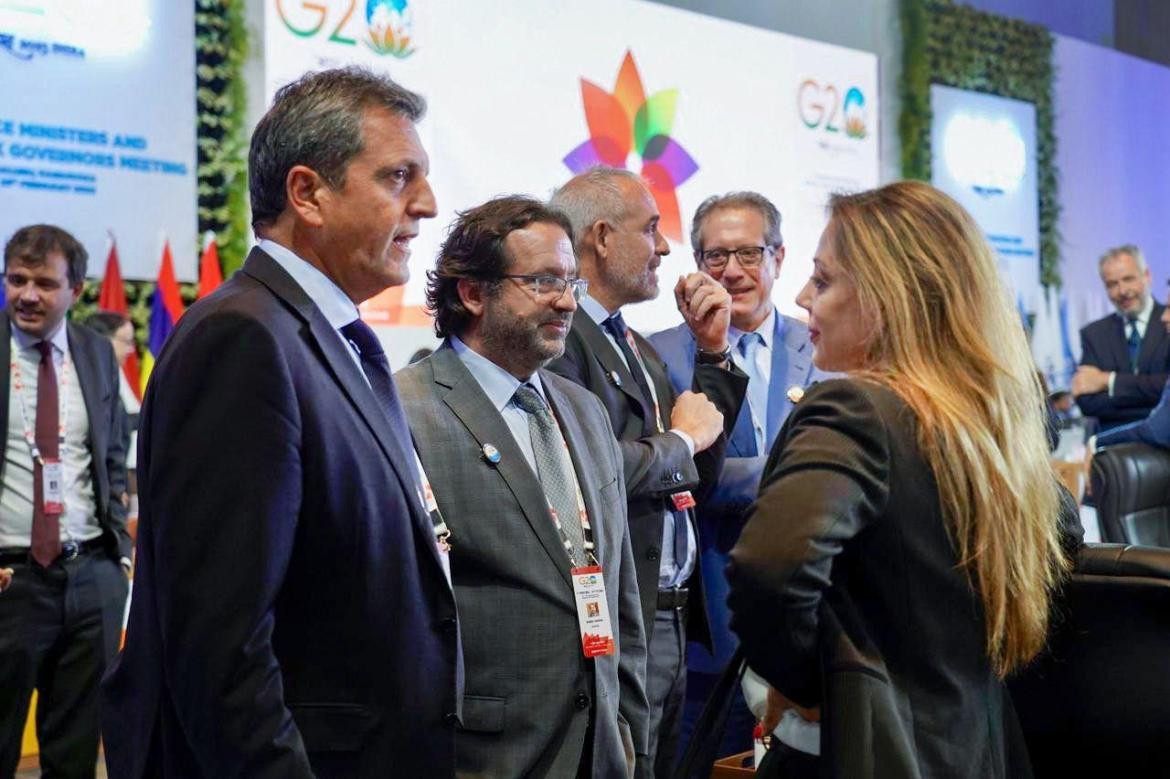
[737,332,769,454]
[1126,316,1141,373]
[341,319,417,467]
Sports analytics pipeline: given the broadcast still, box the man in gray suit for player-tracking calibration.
[396,196,650,778]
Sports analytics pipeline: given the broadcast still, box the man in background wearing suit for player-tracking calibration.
[1073,244,1170,432]
[397,196,649,778]
[1094,283,1170,450]
[102,67,461,778]
[0,225,130,777]
[648,192,830,763]
[549,168,746,777]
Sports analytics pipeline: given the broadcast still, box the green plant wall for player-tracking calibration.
[75,1,246,338]
[900,0,1061,288]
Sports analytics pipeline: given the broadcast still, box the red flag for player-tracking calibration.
[98,235,142,401]
[140,239,185,394]
[197,230,223,299]
[98,235,128,313]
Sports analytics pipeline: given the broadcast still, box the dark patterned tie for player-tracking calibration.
[1126,316,1141,373]
[512,384,585,564]
[340,319,416,467]
[602,312,658,436]
[30,341,61,567]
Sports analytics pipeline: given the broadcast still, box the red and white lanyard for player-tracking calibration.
[10,346,70,466]
[618,329,665,434]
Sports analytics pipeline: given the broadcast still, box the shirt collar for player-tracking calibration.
[258,239,360,330]
[1131,295,1156,325]
[450,336,548,412]
[730,307,777,349]
[579,294,613,326]
[11,317,68,355]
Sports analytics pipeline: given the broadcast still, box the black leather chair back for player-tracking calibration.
[1091,442,1170,546]
[1009,543,1170,776]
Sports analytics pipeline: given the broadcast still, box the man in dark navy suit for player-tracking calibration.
[1096,285,1170,450]
[102,67,461,778]
[1073,244,1170,432]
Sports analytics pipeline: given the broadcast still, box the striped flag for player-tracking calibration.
[140,239,184,395]
[197,230,223,299]
[97,234,142,401]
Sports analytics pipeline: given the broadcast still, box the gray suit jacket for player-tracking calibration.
[396,344,649,778]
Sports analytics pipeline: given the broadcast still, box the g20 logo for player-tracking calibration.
[275,0,415,58]
[797,80,867,140]
[577,574,599,586]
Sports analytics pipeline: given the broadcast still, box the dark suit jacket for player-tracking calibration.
[397,346,649,777]
[547,313,746,648]
[727,379,1080,779]
[0,313,130,560]
[648,313,830,672]
[101,248,460,779]
[1097,375,1170,449]
[1077,303,1170,429]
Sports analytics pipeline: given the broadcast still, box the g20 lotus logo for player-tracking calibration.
[275,0,415,58]
[563,51,698,243]
[577,574,600,587]
[798,80,867,139]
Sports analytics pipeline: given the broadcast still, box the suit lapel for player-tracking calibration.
[632,329,672,431]
[767,315,813,451]
[431,348,575,588]
[573,315,655,429]
[67,324,104,458]
[241,249,435,544]
[1139,303,1168,368]
[1110,313,1132,371]
[543,373,606,566]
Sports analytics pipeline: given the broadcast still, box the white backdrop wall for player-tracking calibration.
[261,0,879,361]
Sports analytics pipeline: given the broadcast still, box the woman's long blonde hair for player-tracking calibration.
[827,181,1069,677]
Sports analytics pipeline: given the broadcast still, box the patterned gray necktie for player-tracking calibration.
[513,384,585,564]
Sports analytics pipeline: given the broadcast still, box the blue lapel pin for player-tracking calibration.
[608,370,622,387]
[482,443,501,464]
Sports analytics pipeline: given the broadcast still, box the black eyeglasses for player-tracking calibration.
[695,245,774,270]
[499,274,589,301]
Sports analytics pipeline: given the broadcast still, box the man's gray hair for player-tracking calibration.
[249,66,426,229]
[690,191,783,254]
[550,166,645,254]
[1098,243,1146,273]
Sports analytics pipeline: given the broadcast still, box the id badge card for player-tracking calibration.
[42,458,64,514]
[571,565,615,658]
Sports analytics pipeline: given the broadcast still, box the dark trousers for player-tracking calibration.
[646,608,686,779]
[677,668,755,763]
[0,551,128,778]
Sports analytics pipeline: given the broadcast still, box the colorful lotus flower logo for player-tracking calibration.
[366,0,414,58]
[563,51,698,242]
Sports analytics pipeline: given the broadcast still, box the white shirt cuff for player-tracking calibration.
[669,428,696,457]
[1107,372,1117,396]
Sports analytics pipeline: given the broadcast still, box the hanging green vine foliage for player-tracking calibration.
[75,2,244,339]
[196,0,249,277]
[899,0,1061,288]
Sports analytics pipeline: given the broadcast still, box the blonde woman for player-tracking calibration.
[726,181,1081,779]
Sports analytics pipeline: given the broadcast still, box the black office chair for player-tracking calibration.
[1091,442,1170,546]
[1009,543,1170,777]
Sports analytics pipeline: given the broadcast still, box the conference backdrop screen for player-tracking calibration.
[0,0,197,280]
[264,0,880,334]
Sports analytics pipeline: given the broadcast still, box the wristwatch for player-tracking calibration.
[695,345,732,365]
